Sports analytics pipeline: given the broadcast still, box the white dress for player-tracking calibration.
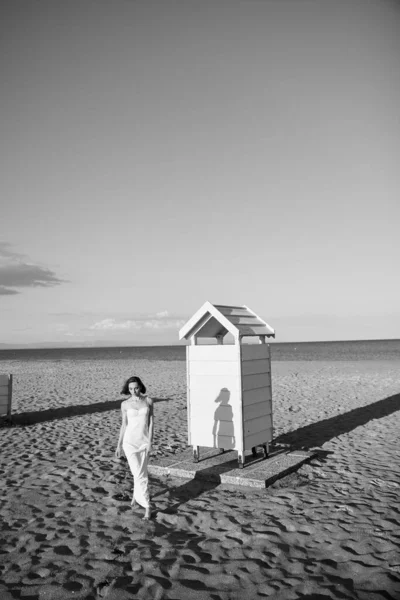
[122,398,151,508]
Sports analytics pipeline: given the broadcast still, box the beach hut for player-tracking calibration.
[0,374,12,421]
[179,302,275,468]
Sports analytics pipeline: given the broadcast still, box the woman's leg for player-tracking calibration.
[124,447,150,518]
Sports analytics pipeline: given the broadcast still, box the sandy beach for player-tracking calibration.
[1,356,399,599]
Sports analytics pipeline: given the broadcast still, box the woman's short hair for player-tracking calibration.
[121,376,146,396]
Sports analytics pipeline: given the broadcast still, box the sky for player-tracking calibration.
[1,0,399,346]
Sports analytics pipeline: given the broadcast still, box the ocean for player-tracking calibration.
[1,339,399,364]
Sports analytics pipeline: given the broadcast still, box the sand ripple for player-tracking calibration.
[0,358,399,599]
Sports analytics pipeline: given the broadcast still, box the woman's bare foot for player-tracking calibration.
[143,506,151,520]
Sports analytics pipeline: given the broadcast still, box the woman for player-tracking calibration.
[115,376,154,520]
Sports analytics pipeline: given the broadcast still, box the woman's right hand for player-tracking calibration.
[115,446,121,459]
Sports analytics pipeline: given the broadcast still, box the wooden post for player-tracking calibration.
[190,336,198,461]
[238,336,245,469]
[260,337,271,460]
[216,334,225,454]
[8,374,12,419]
[191,337,198,462]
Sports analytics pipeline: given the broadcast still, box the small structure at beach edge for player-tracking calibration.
[0,374,13,422]
[179,302,275,468]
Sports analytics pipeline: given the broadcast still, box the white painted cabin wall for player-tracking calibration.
[240,345,273,450]
[187,345,242,451]
[186,342,274,456]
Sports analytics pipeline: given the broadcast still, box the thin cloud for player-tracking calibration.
[0,242,66,294]
[90,319,141,331]
[0,264,65,288]
[0,286,19,296]
[90,317,186,331]
[0,242,24,260]
[156,310,169,318]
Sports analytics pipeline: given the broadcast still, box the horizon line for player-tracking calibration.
[1,337,400,350]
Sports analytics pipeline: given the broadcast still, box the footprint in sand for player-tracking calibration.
[96,579,115,597]
[334,505,354,514]
[389,564,400,573]
[369,478,399,489]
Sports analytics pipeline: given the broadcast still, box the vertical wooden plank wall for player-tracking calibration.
[0,374,12,419]
[240,345,273,450]
[186,346,191,445]
[187,345,241,451]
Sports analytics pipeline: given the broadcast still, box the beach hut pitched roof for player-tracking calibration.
[178,301,275,341]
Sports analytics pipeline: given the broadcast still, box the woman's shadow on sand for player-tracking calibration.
[275,392,400,450]
[8,397,171,426]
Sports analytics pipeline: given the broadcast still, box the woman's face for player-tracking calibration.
[129,381,141,397]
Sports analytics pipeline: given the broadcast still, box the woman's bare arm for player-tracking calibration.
[147,398,154,452]
[115,403,128,458]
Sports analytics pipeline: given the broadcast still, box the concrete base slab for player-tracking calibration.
[148,446,317,489]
